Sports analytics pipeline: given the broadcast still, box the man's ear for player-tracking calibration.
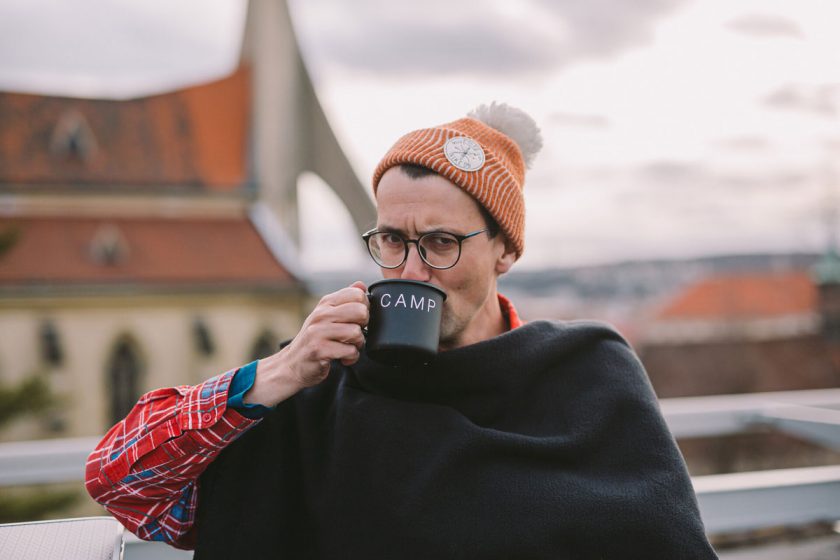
[495,239,517,275]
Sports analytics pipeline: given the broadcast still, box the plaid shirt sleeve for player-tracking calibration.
[85,367,261,550]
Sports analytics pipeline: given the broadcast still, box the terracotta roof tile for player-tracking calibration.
[0,67,250,191]
[0,215,297,287]
[656,271,816,320]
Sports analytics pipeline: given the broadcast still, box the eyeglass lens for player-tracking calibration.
[368,232,461,269]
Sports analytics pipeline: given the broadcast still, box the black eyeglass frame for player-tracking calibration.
[362,228,489,270]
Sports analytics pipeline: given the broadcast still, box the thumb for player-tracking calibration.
[350,280,368,293]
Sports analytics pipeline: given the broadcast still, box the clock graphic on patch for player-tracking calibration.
[443,136,485,172]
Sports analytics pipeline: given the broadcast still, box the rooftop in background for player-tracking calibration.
[0,215,297,290]
[656,271,816,321]
[0,67,250,192]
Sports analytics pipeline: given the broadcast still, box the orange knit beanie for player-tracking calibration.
[371,103,542,259]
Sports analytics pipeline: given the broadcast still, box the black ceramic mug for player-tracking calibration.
[365,279,447,366]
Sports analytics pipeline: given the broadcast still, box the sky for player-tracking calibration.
[1,0,839,271]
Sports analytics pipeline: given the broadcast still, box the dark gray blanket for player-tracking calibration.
[195,320,718,559]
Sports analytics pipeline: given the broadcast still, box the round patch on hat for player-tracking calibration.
[443,136,485,172]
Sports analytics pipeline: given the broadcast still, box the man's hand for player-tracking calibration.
[244,281,369,407]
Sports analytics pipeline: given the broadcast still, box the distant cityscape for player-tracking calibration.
[500,251,821,326]
[305,251,822,327]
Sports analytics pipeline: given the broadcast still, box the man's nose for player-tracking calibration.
[400,244,432,282]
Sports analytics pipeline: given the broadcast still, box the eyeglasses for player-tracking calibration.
[362,228,489,270]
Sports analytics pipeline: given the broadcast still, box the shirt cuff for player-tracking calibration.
[227,360,273,419]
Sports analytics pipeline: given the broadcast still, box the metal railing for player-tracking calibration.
[660,387,840,444]
[661,388,840,534]
[2,388,840,557]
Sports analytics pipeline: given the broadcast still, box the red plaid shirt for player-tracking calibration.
[85,368,259,549]
[86,295,522,550]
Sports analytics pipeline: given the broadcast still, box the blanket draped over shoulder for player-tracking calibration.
[195,320,717,559]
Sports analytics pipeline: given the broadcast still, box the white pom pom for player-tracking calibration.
[468,102,543,168]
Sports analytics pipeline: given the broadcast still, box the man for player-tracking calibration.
[87,103,718,559]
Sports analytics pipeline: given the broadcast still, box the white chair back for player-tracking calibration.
[0,516,123,560]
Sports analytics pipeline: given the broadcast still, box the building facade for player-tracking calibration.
[0,0,374,441]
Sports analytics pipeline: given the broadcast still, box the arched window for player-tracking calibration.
[249,330,278,362]
[50,110,98,162]
[39,320,64,366]
[107,337,143,426]
[192,317,215,356]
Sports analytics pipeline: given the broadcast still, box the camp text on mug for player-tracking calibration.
[378,292,437,312]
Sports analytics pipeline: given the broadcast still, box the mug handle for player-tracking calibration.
[362,292,373,338]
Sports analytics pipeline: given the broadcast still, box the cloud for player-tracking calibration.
[310,19,557,76]
[716,171,810,191]
[290,0,686,77]
[631,159,814,193]
[636,160,706,183]
[762,83,840,117]
[713,136,771,152]
[532,0,684,58]
[0,0,244,98]
[824,139,840,155]
[725,13,804,38]
[548,112,610,128]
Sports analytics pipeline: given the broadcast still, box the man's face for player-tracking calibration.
[375,167,515,349]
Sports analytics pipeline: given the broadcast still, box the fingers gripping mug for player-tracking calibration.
[365,279,447,366]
